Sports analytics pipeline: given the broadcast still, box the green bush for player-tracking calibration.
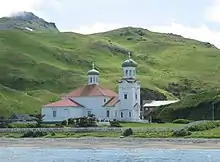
[109,120,121,127]
[22,131,34,137]
[21,131,47,138]
[122,128,133,137]
[173,129,191,137]
[172,119,191,124]
[0,122,8,128]
[51,132,56,136]
[187,121,220,132]
[8,123,36,128]
[61,120,67,126]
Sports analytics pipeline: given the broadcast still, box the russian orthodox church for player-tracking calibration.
[42,53,141,122]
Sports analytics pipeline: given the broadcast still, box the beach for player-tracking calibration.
[1,137,220,149]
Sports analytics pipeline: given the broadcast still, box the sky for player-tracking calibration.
[0,0,220,48]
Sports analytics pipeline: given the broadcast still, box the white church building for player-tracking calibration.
[42,54,141,122]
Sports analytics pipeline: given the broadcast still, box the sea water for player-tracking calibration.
[0,147,220,162]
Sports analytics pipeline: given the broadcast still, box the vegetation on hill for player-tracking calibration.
[0,13,220,118]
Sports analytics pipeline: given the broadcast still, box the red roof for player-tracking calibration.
[103,96,120,107]
[44,98,84,107]
[65,84,117,97]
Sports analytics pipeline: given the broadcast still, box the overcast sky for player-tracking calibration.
[0,0,220,48]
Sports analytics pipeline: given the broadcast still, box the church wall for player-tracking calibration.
[118,81,141,121]
[71,96,112,120]
[42,106,84,122]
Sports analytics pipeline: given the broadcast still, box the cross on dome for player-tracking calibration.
[92,62,95,69]
[128,52,131,59]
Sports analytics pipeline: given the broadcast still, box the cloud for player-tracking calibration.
[0,0,61,17]
[149,23,220,48]
[71,22,124,34]
[205,0,220,23]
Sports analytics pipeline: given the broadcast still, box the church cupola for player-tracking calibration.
[122,52,137,79]
[87,63,99,85]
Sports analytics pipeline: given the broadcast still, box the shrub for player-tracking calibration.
[22,131,34,137]
[22,131,47,138]
[173,129,191,137]
[122,128,133,137]
[109,120,121,127]
[0,122,8,128]
[51,132,56,136]
[68,118,76,125]
[61,120,67,126]
[172,119,191,124]
[55,123,63,128]
[187,121,220,132]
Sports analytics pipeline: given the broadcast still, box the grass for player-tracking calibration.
[0,26,220,118]
[120,122,185,128]
[189,128,220,138]
[2,128,220,139]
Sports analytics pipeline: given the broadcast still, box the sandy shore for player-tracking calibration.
[1,138,220,149]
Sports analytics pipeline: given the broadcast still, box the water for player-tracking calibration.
[0,147,220,162]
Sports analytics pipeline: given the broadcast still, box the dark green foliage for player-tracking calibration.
[154,91,220,121]
[68,118,76,125]
[173,129,191,137]
[172,119,191,124]
[61,120,67,126]
[0,122,8,128]
[22,131,47,138]
[32,114,45,127]
[8,123,36,128]
[67,116,97,127]
[51,132,56,136]
[122,128,133,137]
[109,120,121,127]
[187,121,220,132]
[76,116,97,127]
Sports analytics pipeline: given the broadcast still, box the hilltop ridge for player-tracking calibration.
[0,12,59,32]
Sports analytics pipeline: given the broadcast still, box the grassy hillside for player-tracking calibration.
[0,27,220,117]
[152,90,220,121]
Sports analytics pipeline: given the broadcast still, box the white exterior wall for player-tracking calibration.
[118,80,141,121]
[71,96,112,120]
[104,104,119,121]
[42,106,84,122]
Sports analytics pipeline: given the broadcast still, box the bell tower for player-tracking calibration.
[118,52,140,121]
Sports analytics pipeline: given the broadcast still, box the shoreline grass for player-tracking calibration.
[1,128,220,139]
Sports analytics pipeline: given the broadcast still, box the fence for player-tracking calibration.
[0,127,178,133]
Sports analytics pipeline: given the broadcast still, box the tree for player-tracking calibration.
[33,114,45,127]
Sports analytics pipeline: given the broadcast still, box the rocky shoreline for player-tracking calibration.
[1,137,220,149]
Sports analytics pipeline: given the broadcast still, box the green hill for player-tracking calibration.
[0,12,59,32]
[0,14,220,118]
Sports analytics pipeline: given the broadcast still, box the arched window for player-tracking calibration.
[125,70,128,76]
[121,112,123,118]
[129,70,132,76]
[106,110,110,117]
[90,77,92,83]
[129,112,132,117]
